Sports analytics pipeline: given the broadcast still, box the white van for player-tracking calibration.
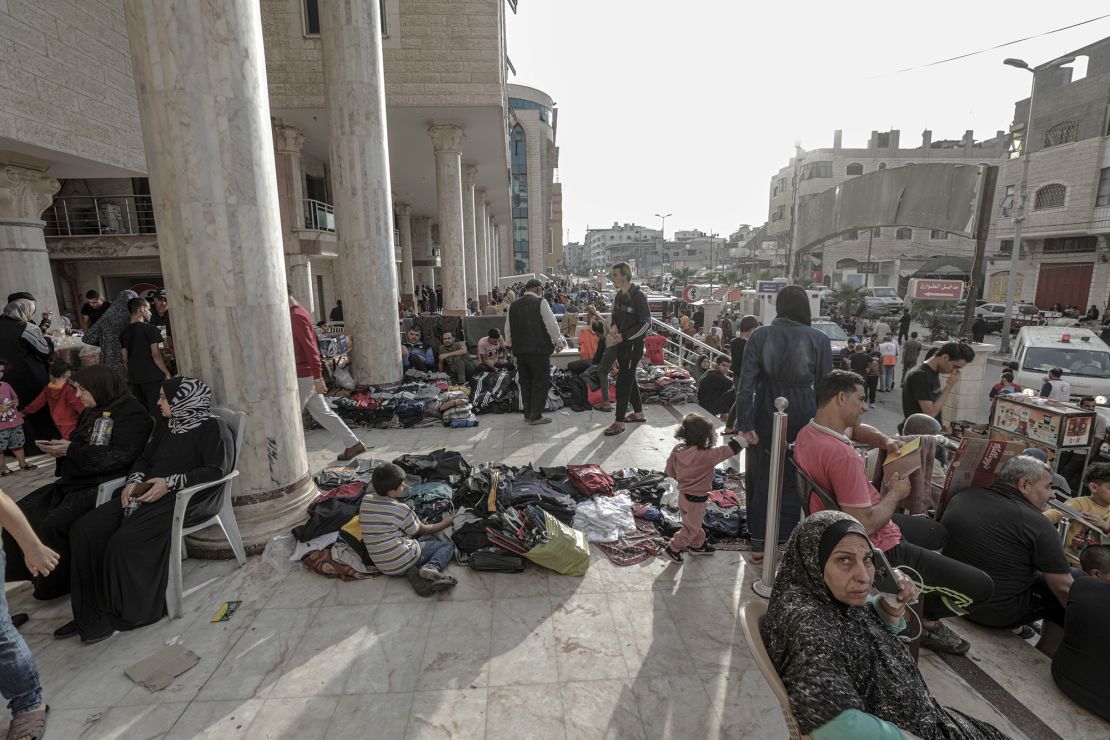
[1011,327,1110,408]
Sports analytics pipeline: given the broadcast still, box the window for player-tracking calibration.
[771,205,785,222]
[846,163,863,176]
[871,227,881,237]
[876,132,890,147]
[1034,183,1066,210]
[778,177,787,191]
[1043,121,1078,148]
[1043,236,1097,253]
[1001,185,1015,217]
[930,230,947,240]
[510,124,529,270]
[800,161,833,180]
[1009,128,1024,159]
[896,227,912,240]
[304,0,388,36]
[844,229,858,240]
[1000,239,1013,254]
[1097,168,1110,207]
[877,162,886,170]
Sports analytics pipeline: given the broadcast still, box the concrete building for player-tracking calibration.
[984,38,1110,311]
[0,0,532,554]
[505,83,559,276]
[767,128,1008,289]
[583,222,661,270]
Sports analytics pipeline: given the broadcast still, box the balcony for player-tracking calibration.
[304,199,335,232]
[43,195,156,237]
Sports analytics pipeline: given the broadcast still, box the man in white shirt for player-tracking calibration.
[1040,368,1071,402]
[878,334,899,393]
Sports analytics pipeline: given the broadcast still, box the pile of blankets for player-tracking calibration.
[329,369,478,429]
[635,367,698,406]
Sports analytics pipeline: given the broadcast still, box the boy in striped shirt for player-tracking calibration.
[359,463,456,593]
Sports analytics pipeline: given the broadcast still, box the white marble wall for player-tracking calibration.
[0,165,61,318]
[319,0,402,384]
[123,0,314,554]
[429,124,466,313]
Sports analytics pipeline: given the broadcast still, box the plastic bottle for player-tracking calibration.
[90,411,114,446]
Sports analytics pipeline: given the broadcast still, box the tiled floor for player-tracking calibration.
[2,403,1105,738]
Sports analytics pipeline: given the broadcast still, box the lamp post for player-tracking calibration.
[999,55,1075,354]
[654,212,671,279]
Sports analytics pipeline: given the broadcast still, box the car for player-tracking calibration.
[976,302,1040,333]
[857,286,903,316]
[812,321,850,357]
[1011,327,1110,408]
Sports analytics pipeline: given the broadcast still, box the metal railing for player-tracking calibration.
[303,198,335,232]
[649,317,732,377]
[43,195,156,237]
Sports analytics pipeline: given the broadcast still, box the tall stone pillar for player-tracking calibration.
[461,164,479,310]
[426,219,439,289]
[123,0,314,555]
[499,222,513,279]
[428,124,466,314]
[487,213,496,288]
[474,190,489,308]
[272,119,306,253]
[491,220,499,284]
[0,164,61,319]
[396,204,415,308]
[411,215,434,289]
[319,0,401,384]
[287,254,314,316]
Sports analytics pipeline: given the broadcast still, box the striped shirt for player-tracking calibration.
[359,494,421,575]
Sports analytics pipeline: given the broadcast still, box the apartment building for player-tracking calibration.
[584,222,661,269]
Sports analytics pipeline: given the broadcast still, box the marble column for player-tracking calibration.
[491,220,499,284]
[474,190,489,308]
[319,0,401,384]
[396,203,415,308]
[499,222,512,278]
[412,215,434,289]
[486,212,495,289]
[287,254,314,316]
[428,124,466,314]
[461,164,479,310]
[272,119,306,253]
[123,0,314,555]
[0,164,61,320]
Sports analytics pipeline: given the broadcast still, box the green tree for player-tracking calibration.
[834,282,865,318]
[673,267,696,286]
[910,300,961,341]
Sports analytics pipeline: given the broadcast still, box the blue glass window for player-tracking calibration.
[510,124,529,272]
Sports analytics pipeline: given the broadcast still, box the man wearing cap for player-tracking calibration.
[723,315,760,434]
[505,279,566,425]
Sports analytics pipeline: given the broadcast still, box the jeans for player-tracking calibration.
[882,365,896,391]
[409,537,454,573]
[595,344,619,403]
[0,550,43,718]
[297,376,360,448]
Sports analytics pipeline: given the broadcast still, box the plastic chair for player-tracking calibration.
[94,408,247,619]
[739,600,811,740]
[786,446,841,518]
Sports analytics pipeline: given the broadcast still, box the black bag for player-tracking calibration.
[468,547,526,573]
[452,519,493,553]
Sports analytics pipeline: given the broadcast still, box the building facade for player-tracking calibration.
[984,37,1110,311]
[767,128,1008,289]
[583,222,661,270]
[505,83,558,277]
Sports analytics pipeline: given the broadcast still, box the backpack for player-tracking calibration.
[566,464,615,497]
[468,547,527,572]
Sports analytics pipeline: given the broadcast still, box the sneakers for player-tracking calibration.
[662,546,684,564]
[527,416,552,425]
[1011,624,1037,640]
[418,566,458,591]
[337,441,367,461]
[921,621,971,655]
[687,542,716,556]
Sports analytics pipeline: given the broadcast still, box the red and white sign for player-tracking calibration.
[682,284,701,302]
[909,279,963,301]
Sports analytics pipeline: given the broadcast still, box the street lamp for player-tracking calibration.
[654,212,671,278]
[999,55,1076,354]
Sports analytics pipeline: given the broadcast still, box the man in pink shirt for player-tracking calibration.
[794,369,993,655]
[288,291,365,461]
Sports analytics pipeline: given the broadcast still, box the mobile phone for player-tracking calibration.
[872,546,901,596]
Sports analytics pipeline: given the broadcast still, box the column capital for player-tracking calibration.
[396,202,412,217]
[272,119,306,155]
[0,165,61,221]
[428,124,465,152]
[462,163,478,185]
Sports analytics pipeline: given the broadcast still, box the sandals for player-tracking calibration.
[0,469,12,477]
[625,414,647,423]
[6,705,48,740]
[603,423,625,436]
[21,463,37,471]
[592,403,613,412]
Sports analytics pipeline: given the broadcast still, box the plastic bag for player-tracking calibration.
[261,534,295,572]
[524,510,590,576]
[659,477,680,510]
[333,366,356,391]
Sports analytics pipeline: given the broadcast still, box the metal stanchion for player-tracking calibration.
[753,397,789,598]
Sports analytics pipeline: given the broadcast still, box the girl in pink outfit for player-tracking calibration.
[663,413,742,563]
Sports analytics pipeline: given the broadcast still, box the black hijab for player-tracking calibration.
[775,285,811,325]
[760,511,1008,739]
[72,365,134,441]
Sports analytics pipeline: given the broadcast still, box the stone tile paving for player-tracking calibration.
[0,402,1084,738]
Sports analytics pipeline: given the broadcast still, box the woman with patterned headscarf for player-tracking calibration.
[761,511,1009,739]
[82,290,138,382]
[59,376,233,642]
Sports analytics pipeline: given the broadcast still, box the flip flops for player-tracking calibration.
[6,705,48,740]
[604,423,624,436]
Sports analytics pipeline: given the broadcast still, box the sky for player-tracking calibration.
[505,1,1110,243]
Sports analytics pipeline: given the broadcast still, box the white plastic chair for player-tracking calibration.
[739,600,811,740]
[94,408,247,618]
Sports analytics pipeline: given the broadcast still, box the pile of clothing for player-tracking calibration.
[470,367,563,415]
[330,370,478,429]
[635,367,698,406]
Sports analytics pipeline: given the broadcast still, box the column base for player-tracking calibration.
[442,308,467,316]
[402,292,415,309]
[478,294,489,309]
[184,471,317,558]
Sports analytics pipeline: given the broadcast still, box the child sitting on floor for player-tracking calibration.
[0,359,37,476]
[662,413,742,563]
[22,360,84,440]
[358,462,457,594]
[1045,463,1110,558]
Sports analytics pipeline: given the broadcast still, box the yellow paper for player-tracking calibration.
[884,436,921,465]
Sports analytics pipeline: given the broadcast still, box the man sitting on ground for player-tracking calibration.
[359,463,456,595]
[794,370,994,654]
[437,330,476,383]
[476,328,512,372]
[1051,544,1110,723]
[401,327,435,373]
[696,357,735,420]
[942,455,1072,656]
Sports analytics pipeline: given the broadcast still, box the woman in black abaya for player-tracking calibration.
[60,376,232,642]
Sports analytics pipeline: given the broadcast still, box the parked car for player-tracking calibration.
[857,286,903,316]
[812,321,850,357]
[977,302,1040,333]
[1011,327,1110,408]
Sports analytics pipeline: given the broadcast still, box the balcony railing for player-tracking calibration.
[43,195,156,237]
[304,199,335,232]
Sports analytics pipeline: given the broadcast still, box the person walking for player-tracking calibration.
[505,279,565,425]
[604,262,651,436]
[289,290,365,460]
[897,309,911,343]
[878,334,899,393]
[901,331,922,383]
[735,285,832,563]
[723,315,760,434]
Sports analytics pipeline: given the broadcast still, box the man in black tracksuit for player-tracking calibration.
[604,262,651,436]
[505,279,566,425]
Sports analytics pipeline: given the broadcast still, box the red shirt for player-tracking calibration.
[23,382,85,439]
[290,304,323,379]
[794,420,902,551]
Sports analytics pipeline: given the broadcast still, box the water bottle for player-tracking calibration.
[90,411,114,446]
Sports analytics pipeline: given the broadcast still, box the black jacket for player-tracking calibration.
[611,284,650,343]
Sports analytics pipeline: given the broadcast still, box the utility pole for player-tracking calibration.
[962,165,998,337]
[863,228,874,288]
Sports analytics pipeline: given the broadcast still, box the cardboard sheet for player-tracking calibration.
[125,645,200,692]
